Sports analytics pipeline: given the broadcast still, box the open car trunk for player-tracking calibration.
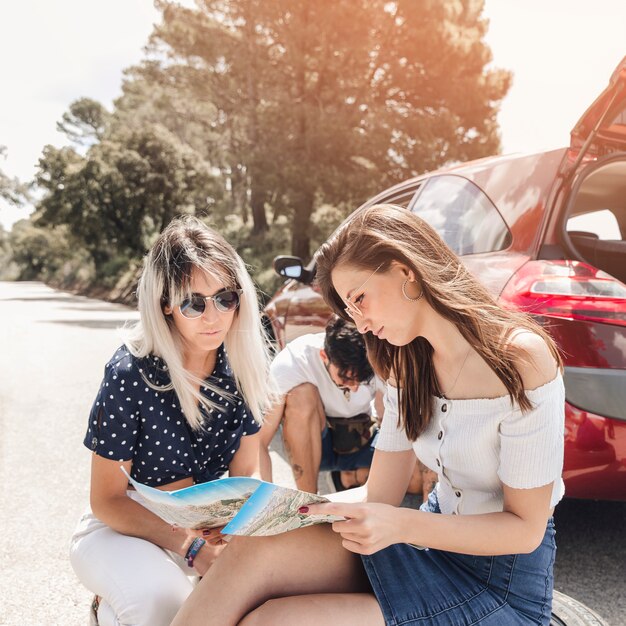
[559,57,626,283]
[565,156,626,284]
[568,56,626,160]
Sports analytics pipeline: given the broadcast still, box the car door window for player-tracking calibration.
[372,186,420,209]
[411,175,511,255]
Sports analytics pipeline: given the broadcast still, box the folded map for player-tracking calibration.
[122,468,343,536]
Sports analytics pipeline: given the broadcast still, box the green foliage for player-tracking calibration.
[149,0,510,259]
[34,123,220,275]
[0,146,30,206]
[7,220,91,283]
[97,253,136,289]
[0,224,18,280]
[215,202,348,300]
[56,97,111,146]
[219,212,291,300]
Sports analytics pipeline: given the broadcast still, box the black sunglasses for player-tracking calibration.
[179,289,243,319]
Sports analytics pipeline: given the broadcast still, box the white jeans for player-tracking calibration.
[69,492,197,626]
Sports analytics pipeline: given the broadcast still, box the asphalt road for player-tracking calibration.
[0,281,623,625]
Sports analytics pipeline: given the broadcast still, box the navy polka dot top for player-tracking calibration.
[83,344,260,487]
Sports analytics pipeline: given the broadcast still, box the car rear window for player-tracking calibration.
[410,175,511,255]
[567,209,622,240]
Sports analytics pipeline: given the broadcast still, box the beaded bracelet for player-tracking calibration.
[185,537,206,567]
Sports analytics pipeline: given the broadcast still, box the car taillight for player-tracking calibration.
[499,260,626,327]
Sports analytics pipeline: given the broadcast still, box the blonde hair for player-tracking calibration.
[123,215,276,430]
[314,204,562,440]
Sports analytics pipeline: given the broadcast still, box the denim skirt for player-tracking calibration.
[361,493,556,625]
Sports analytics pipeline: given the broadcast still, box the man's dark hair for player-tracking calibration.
[323,316,374,384]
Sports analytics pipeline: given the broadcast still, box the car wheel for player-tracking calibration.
[550,590,609,626]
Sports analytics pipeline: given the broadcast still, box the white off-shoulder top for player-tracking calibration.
[377,374,566,515]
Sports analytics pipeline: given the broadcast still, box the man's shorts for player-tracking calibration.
[319,425,379,472]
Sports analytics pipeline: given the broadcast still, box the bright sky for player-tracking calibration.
[1,0,625,230]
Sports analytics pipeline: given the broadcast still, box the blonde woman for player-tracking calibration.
[70,215,275,626]
[173,204,564,626]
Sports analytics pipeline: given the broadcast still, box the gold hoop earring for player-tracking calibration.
[402,279,423,302]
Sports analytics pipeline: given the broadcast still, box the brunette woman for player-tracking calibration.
[173,204,564,626]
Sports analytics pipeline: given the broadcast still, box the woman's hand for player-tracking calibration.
[202,526,228,545]
[180,526,228,576]
[304,501,401,555]
[187,525,227,544]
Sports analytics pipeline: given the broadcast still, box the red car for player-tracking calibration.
[265,57,626,502]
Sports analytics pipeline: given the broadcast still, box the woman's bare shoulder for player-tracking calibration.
[507,329,559,390]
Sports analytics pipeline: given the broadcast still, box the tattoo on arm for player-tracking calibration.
[292,464,304,479]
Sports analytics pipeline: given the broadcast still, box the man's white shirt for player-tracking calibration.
[270,333,383,418]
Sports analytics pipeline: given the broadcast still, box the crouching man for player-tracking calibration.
[260,316,389,493]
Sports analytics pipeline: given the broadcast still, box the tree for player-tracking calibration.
[8,219,76,281]
[35,120,220,272]
[148,0,510,259]
[56,98,111,146]
[148,0,277,235]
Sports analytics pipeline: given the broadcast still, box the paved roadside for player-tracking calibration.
[0,282,140,625]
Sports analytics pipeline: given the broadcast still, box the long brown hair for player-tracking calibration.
[314,204,562,440]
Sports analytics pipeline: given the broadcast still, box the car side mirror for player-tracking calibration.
[273,256,315,284]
